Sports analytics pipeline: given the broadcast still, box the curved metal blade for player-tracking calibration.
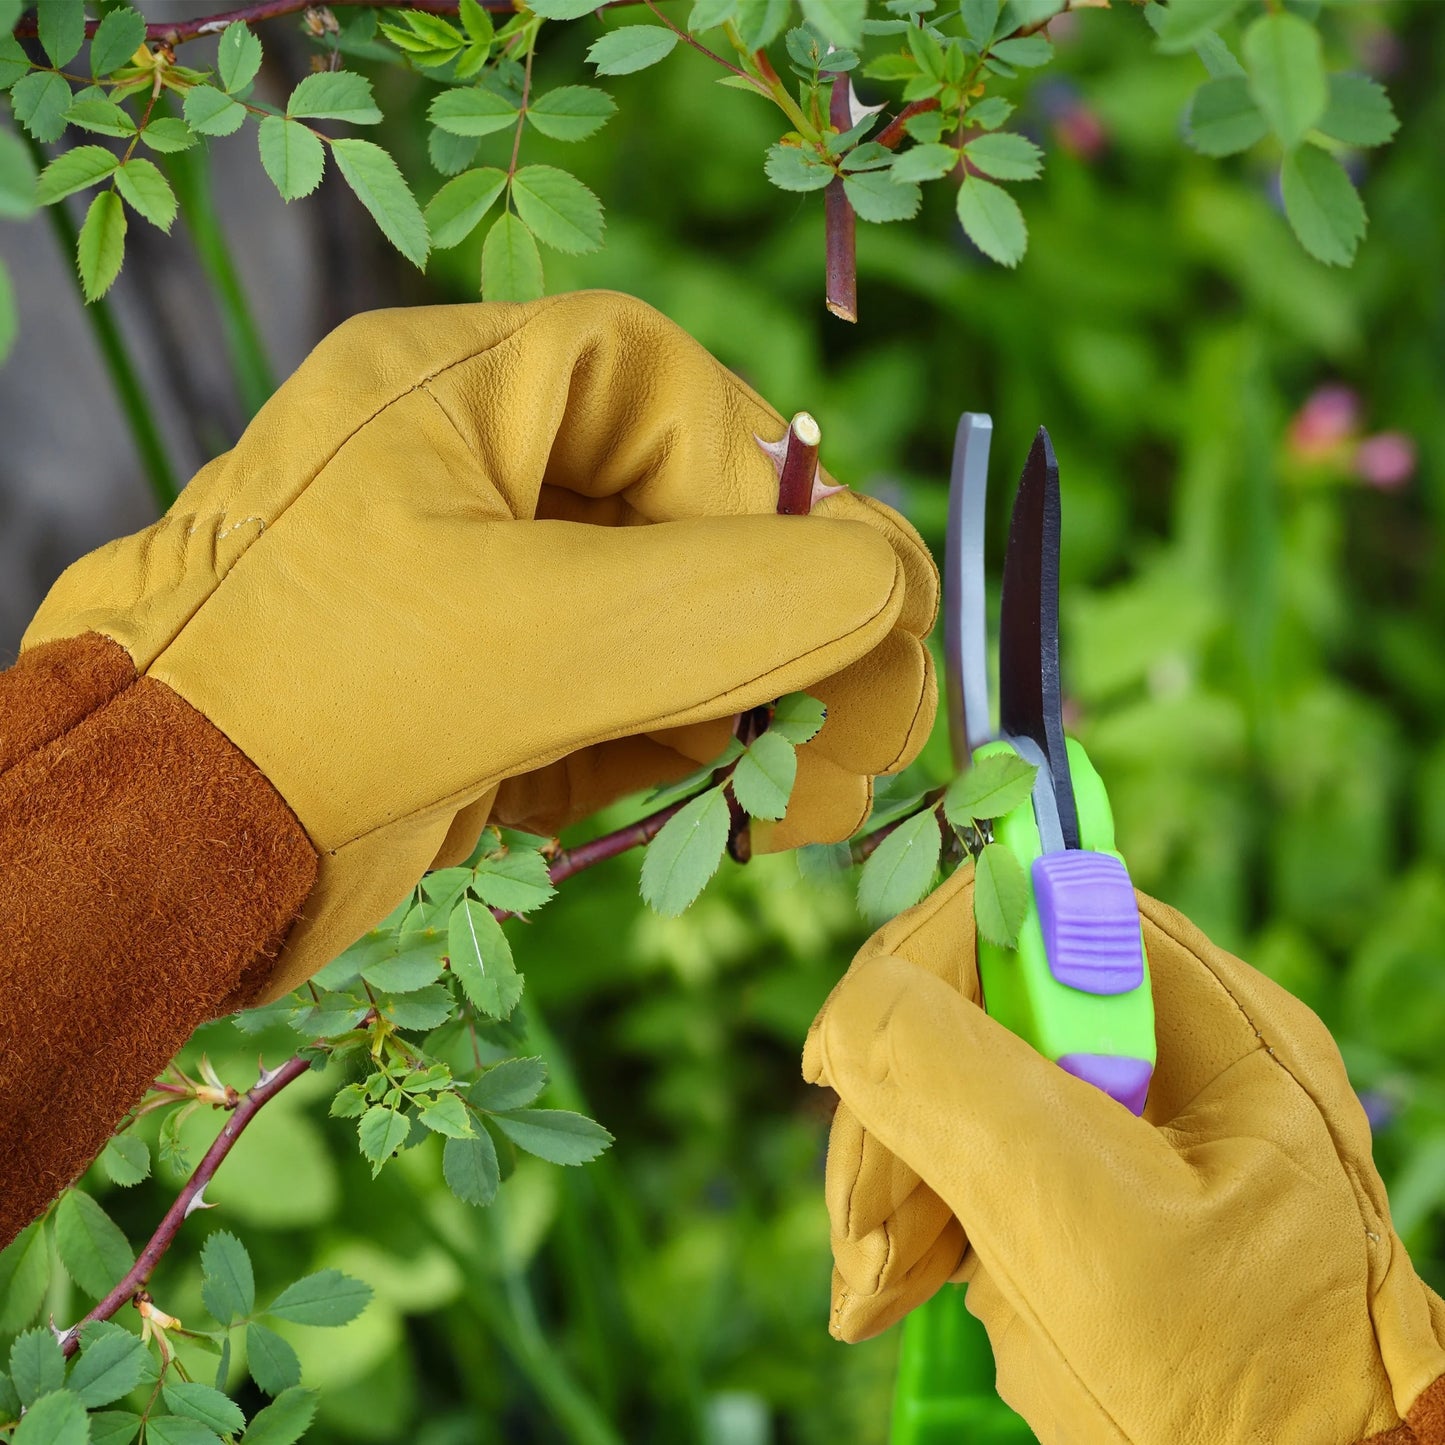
[943,413,994,768]
[999,427,1079,850]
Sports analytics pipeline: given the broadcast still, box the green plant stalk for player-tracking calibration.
[722,19,820,141]
[24,134,181,511]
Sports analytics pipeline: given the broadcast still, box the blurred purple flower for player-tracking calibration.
[1288,383,1361,460]
[1356,1088,1396,1133]
[1354,431,1417,491]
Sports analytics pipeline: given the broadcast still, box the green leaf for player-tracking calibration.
[88,1412,142,1445]
[491,1109,614,1165]
[91,9,146,77]
[139,118,197,153]
[890,141,957,183]
[238,1387,319,1445]
[68,1323,148,1409]
[1242,11,1325,149]
[689,0,739,29]
[1194,28,1245,78]
[459,0,495,47]
[640,785,730,916]
[287,70,381,124]
[245,1324,301,1396]
[737,0,790,50]
[10,1329,64,1407]
[0,260,13,365]
[448,897,524,1018]
[266,1268,371,1328]
[358,1105,412,1174]
[857,809,942,923]
[0,123,36,219]
[1151,0,1244,53]
[428,126,479,175]
[797,840,852,886]
[12,1389,87,1445]
[961,0,999,45]
[845,169,921,222]
[989,34,1051,66]
[1185,75,1268,156]
[99,1132,150,1186]
[764,142,833,193]
[772,692,827,745]
[470,1056,547,1112]
[329,1083,367,1119]
[943,751,1039,824]
[443,1131,500,1206]
[379,983,455,1031]
[1318,73,1398,148]
[963,130,1043,180]
[334,139,428,269]
[38,0,85,67]
[428,87,518,137]
[838,141,893,172]
[586,25,679,77]
[426,165,507,248]
[967,96,1013,130]
[418,1091,475,1138]
[731,731,797,821]
[801,0,866,47]
[218,20,263,93]
[146,1416,223,1445]
[201,1230,255,1325]
[481,211,543,302]
[115,157,176,231]
[0,1223,50,1334]
[645,738,744,809]
[1280,143,1365,266]
[183,85,246,137]
[361,936,445,993]
[163,1381,245,1435]
[55,1189,134,1298]
[529,0,603,15]
[12,72,74,143]
[471,849,557,914]
[974,841,1030,947]
[0,1369,17,1420]
[956,175,1026,267]
[257,116,325,200]
[0,35,28,91]
[527,84,616,142]
[510,164,603,254]
[65,97,136,137]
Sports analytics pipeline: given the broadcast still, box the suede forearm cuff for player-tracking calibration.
[0,633,317,1245]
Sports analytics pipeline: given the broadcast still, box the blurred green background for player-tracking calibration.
[8,1,1445,1440]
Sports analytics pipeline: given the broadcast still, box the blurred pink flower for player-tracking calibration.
[1053,104,1108,161]
[1288,384,1361,459]
[1354,431,1417,491]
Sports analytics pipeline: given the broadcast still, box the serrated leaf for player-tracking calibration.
[510,164,603,254]
[428,125,479,175]
[857,809,942,923]
[267,1268,371,1327]
[329,1083,367,1119]
[989,34,1050,66]
[448,897,524,1018]
[246,1324,300,1396]
[115,157,176,230]
[1242,11,1325,150]
[55,1189,134,1298]
[470,1056,547,1112]
[258,115,324,200]
[526,84,616,142]
[238,1386,319,1445]
[586,25,678,77]
[287,70,381,124]
[459,0,495,46]
[0,123,36,219]
[839,141,892,171]
[418,1091,474,1138]
[12,72,74,143]
[87,1412,142,1445]
[1185,75,1268,156]
[471,850,557,914]
[419,866,474,915]
[640,785,730,917]
[0,35,27,91]
[772,692,827,745]
[1281,143,1365,266]
[974,841,1030,948]
[146,1415,223,1445]
[890,141,957,183]
[38,0,84,67]
[956,175,1026,266]
[139,118,197,153]
[1151,0,1243,52]
[428,86,517,136]
[65,97,137,137]
[12,1388,87,1445]
[764,142,833,193]
[218,20,262,93]
[797,841,851,886]
[91,9,147,77]
[201,1230,255,1325]
[845,170,921,222]
[943,751,1039,823]
[963,130,1043,180]
[425,165,506,248]
[731,730,797,821]
[961,0,999,45]
[358,1105,411,1174]
[332,138,429,267]
[99,1132,150,1186]
[689,0,739,29]
[10,1329,64,1407]
[1318,73,1398,148]
[491,1109,614,1165]
[481,211,543,301]
[184,85,246,137]
[380,983,455,1031]
[967,96,1013,130]
[801,0,866,47]
[737,0,790,49]
[530,0,603,15]
[361,936,445,993]
[443,1131,500,1206]
[163,1381,246,1435]
[862,53,919,82]
[0,1223,49,1333]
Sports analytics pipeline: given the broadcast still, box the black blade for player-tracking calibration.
[998,427,1080,849]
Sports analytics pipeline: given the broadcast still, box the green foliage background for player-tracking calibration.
[5,1,1445,1441]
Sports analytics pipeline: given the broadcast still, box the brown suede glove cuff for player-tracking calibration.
[0,632,317,1245]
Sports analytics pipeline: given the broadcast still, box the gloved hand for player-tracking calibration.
[805,864,1445,1444]
[0,289,937,1243]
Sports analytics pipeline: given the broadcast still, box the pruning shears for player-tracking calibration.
[890,416,1158,1443]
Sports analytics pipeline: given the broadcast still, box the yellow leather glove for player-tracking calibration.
[804,865,1445,1444]
[22,288,937,1004]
